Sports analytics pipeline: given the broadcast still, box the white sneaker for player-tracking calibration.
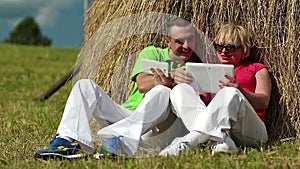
[211,136,238,155]
[159,137,190,156]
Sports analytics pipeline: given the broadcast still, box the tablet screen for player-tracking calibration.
[186,62,234,93]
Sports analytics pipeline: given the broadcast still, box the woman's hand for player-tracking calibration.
[219,74,241,90]
[172,68,194,84]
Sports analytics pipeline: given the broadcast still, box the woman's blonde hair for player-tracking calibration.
[214,23,251,58]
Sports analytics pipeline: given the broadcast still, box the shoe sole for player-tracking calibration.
[94,152,121,159]
[211,149,238,156]
[35,153,87,160]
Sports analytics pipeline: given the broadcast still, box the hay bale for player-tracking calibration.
[110,52,138,103]
[78,0,300,140]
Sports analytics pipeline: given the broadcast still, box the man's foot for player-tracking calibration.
[159,137,190,156]
[94,136,129,159]
[35,135,86,160]
[211,136,238,155]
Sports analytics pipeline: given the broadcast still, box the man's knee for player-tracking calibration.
[74,79,95,87]
[150,85,171,96]
[73,79,104,96]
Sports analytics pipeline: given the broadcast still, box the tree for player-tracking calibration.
[4,16,52,46]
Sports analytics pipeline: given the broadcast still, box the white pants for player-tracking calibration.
[56,79,187,155]
[170,83,268,146]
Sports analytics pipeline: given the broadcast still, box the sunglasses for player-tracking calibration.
[213,43,242,53]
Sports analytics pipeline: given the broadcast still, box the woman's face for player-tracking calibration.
[214,42,244,66]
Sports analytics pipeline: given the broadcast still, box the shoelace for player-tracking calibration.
[210,142,219,151]
[174,142,190,155]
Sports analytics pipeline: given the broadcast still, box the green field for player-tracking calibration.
[0,43,299,168]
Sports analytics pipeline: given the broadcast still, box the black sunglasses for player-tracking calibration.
[213,43,242,53]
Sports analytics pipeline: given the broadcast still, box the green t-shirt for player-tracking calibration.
[121,46,177,110]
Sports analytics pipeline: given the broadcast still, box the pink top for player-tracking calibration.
[235,62,267,122]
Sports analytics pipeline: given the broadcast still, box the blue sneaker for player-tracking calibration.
[35,135,86,159]
[94,136,130,159]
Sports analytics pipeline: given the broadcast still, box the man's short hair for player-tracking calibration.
[166,17,193,37]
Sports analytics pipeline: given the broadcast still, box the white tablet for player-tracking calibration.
[186,62,234,93]
[141,59,169,77]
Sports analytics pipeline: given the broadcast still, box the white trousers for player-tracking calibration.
[56,79,187,155]
[170,83,268,146]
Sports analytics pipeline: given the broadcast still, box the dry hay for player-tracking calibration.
[78,0,300,140]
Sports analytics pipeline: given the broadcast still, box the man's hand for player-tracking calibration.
[172,68,194,84]
[150,68,173,88]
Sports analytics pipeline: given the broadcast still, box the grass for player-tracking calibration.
[0,43,300,168]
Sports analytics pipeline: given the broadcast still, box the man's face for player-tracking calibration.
[166,25,196,62]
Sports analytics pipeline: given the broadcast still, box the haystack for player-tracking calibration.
[77,0,300,140]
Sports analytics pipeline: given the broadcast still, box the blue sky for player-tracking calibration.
[0,0,92,47]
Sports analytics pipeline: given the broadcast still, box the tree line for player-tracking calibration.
[3,16,52,46]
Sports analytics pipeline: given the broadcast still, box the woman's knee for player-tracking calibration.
[171,83,193,94]
[170,83,194,99]
[217,87,241,98]
[221,86,239,92]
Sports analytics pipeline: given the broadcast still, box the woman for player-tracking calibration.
[160,23,272,156]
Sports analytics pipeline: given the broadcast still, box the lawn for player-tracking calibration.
[0,43,299,168]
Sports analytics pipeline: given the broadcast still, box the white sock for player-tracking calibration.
[182,131,208,148]
[57,134,73,142]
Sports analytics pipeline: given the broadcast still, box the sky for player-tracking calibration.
[0,0,92,47]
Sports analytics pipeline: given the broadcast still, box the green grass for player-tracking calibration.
[0,43,299,168]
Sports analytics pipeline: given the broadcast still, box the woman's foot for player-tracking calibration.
[211,136,238,155]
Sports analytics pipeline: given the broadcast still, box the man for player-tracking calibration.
[35,17,199,159]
